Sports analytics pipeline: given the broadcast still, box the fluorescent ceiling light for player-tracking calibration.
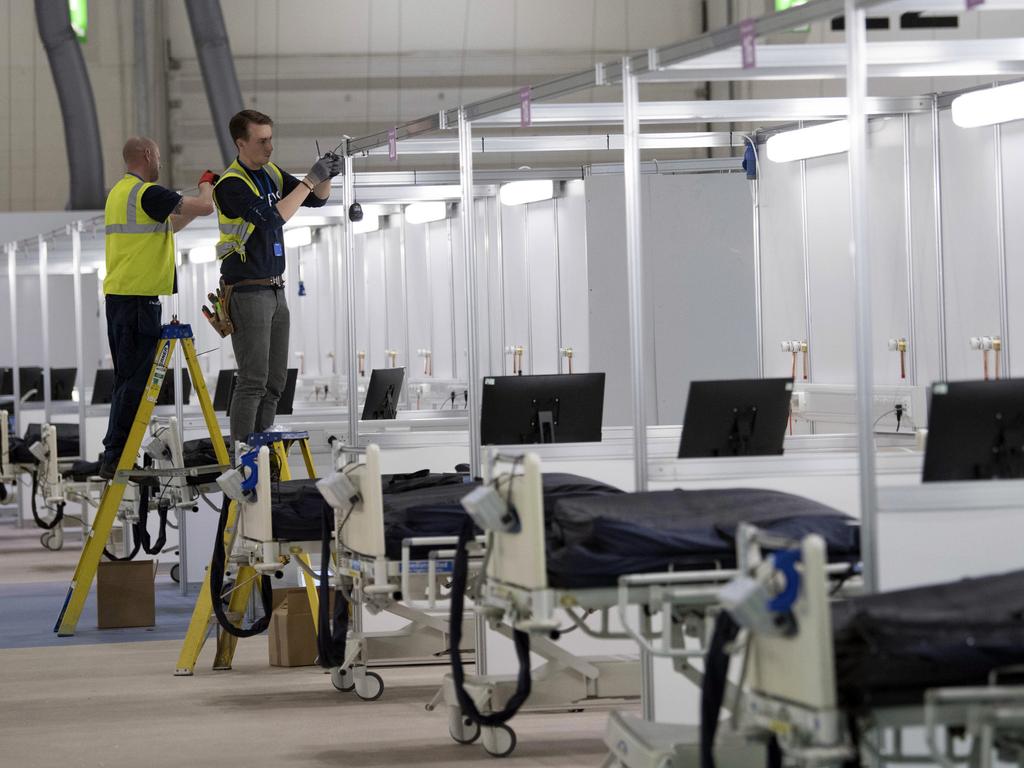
[499,179,554,206]
[404,201,447,225]
[353,215,380,235]
[951,81,1024,128]
[284,226,312,248]
[189,245,216,264]
[765,120,849,163]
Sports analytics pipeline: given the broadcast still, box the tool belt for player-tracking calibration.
[201,276,285,338]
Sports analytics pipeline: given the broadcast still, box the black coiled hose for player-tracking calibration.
[30,470,65,531]
[208,495,274,638]
[448,516,532,726]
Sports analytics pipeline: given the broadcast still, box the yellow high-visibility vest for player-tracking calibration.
[103,173,175,296]
[213,158,284,262]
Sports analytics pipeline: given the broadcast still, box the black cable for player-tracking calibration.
[208,495,274,638]
[316,499,349,668]
[29,470,64,531]
[448,516,532,726]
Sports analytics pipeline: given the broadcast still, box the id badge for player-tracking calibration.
[273,241,283,258]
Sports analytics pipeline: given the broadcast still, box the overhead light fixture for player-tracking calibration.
[765,120,849,163]
[499,179,554,206]
[189,245,216,264]
[404,201,447,225]
[352,215,380,235]
[284,226,312,248]
[951,81,1024,128]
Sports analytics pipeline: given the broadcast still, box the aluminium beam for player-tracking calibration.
[643,39,1024,83]
[356,132,742,157]
[473,97,930,127]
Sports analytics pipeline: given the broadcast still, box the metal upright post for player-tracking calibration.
[901,116,919,385]
[459,109,482,478]
[751,151,765,379]
[622,57,649,494]
[931,97,948,382]
[847,0,879,594]
[7,244,22,527]
[71,225,87,452]
[342,157,359,453]
[39,236,52,423]
[624,56,655,722]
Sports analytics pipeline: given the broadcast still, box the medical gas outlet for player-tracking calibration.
[417,349,433,377]
[780,340,809,380]
[969,336,1003,380]
[506,345,525,375]
[560,347,575,374]
[887,337,908,380]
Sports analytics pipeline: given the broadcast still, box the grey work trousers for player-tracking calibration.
[228,287,290,446]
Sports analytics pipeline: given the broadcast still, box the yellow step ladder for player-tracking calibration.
[54,322,231,637]
[174,430,320,676]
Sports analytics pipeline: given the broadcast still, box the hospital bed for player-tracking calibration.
[705,526,1024,767]
[214,442,483,696]
[441,452,862,759]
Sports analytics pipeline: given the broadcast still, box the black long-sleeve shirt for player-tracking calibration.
[214,160,327,285]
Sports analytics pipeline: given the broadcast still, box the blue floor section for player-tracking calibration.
[0,580,197,649]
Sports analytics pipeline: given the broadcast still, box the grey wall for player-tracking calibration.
[586,170,758,427]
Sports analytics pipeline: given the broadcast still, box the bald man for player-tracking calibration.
[99,138,216,479]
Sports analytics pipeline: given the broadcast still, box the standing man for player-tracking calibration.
[100,137,217,479]
[213,109,340,447]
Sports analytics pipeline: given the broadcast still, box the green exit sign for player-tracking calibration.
[69,0,87,42]
[775,0,810,31]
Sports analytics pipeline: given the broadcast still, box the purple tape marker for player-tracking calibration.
[388,127,397,161]
[520,86,532,128]
[966,0,984,8]
[740,18,756,70]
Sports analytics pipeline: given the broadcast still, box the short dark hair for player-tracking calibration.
[229,109,273,144]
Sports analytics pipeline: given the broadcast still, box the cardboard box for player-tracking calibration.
[96,559,157,629]
[268,588,320,667]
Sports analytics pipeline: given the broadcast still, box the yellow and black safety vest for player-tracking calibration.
[214,158,284,262]
[103,173,175,296]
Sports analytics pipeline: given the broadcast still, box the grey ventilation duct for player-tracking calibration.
[35,0,105,210]
[185,0,244,165]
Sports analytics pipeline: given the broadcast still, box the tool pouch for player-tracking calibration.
[204,281,235,338]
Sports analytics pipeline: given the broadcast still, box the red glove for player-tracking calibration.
[198,170,219,186]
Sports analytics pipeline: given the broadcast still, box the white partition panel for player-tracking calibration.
[556,180,591,376]
[450,208,468,381]
[353,231,370,378]
[805,153,854,384]
[383,225,406,373]
[908,112,941,387]
[427,220,455,380]
[404,220,433,383]
[500,202,529,374]
[757,154,808,381]
[938,110,1001,382]
[364,229,388,374]
[525,199,559,374]
[999,118,1024,379]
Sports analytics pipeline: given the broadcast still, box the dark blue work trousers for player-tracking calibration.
[101,295,162,466]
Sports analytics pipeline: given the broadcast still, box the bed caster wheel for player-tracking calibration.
[354,671,384,701]
[41,532,63,551]
[481,724,516,758]
[331,666,355,692]
[448,713,481,745]
[170,564,180,583]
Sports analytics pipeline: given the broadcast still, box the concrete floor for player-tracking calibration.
[0,522,615,767]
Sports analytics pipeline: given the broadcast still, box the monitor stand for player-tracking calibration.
[726,405,758,456]
[537,410,556,444]
[991,414,1024,478]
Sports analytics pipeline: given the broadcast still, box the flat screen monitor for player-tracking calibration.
[50,368,77,401]
[678,378,793,458]
[0,367,12,396]
[213,369,236,412]
[19,367,44,402]
[361,368,405,420]
[277,368,299,416]
[91,369,115,405]
[480,373,605,445]
[156,369,192,406]
[923,379,1024,481]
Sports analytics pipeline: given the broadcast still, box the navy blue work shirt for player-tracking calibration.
[214,160,328,286]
